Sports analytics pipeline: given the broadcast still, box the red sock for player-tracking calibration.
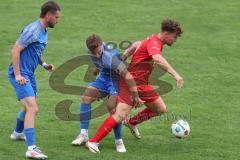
[129,108,157,125]
[90,115,118,143]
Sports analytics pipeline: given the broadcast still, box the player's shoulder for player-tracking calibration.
[148,34,159,41]
[103,43,120,57]
[22,20,42,37]
[103,43,114,51]
[147,34,163,46]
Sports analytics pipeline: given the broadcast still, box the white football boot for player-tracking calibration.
[86,141,100,153]
[72,134,89,146]
[25,147,48,159]
[124,120,141,139]
[10,131,26,141]
[115,139,126,153]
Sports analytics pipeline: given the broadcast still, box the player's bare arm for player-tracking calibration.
[11,42,27,85]
[152,54,184,88]
[121,41,141,61]
[117,63,145,107]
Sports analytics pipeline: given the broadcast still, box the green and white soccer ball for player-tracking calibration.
[171,119,190,138]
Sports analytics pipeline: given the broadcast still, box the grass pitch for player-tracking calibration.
[0,0,239,159]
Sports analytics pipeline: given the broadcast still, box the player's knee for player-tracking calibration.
[117,110,130,121]
[26,106,39,115]
[81,95,94,104]
[156,106,167,114]
[112,111,124,121]
[116,114,126,121]
[162,107,167,114]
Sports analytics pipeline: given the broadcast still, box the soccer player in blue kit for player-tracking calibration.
[72,34,142,152]
[8,1,61,159]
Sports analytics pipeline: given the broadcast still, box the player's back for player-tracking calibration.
[128,34,163,84]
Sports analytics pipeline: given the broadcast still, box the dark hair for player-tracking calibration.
[161,19,183,37]
[40,1,61,18]
[86,34,103,52]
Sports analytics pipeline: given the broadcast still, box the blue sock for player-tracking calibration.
[113,122,123,140]
[80,103,91,129]
[15,111,25,133]
[25,128,35,147]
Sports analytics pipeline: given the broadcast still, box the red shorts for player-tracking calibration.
[118,79,159,106]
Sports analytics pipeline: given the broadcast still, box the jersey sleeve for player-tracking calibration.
[147,38,162,56]
[17,27,38,49]
[110,55,127,74]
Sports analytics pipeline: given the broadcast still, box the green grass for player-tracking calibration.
[0,0,240,159]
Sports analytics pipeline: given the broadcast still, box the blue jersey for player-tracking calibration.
[90,44,123,81]
[8,20,48,76]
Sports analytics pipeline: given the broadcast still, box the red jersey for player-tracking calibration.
[128,34,163,85]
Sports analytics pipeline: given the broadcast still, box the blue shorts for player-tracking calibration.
[89,76,119,98]
[8,74,37,100]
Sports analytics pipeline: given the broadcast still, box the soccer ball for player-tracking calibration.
[171,119,190,138]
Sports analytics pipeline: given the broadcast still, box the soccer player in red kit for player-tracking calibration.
[86,19,184,153]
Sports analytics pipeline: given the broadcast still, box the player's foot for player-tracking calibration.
[25,146,48,159]
[72,134,89,146]
[10,131,26,141]
[124,120,141,139]
[115,139,126,153]
[86,141,100,153]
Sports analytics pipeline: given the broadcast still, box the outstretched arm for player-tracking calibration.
[152,54,184,88]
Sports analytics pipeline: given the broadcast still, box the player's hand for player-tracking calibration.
[15,74,28,85]
[132,96,145,108]
[175,75,184,88]
[44,64,55,72]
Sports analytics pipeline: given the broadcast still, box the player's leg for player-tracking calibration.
[22,97,38,148]
[9,75,47,159]
[80,86,99,134]
[128,96,167,125]
[22,96,47,159]
[23,76,45,156]
[10,102,26,140]
[145,96,167,114]
[107,95,126,152]
[125,96,167,139]
[72,86,99,145]
[125,86,164,138]
[9,75,27,140]
[86,102,132,153]
[127,97,166,126]
[106,80,126,152]
[106,95,117,114]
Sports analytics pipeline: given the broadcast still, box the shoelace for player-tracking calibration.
[115,141,123,146]
[33,147,42,153]
[92,142,99,147]
[77,134,88,139]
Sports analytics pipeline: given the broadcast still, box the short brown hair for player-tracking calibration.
[40,1,61,18]
[161,19,183,37]
[86,34,103,52]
